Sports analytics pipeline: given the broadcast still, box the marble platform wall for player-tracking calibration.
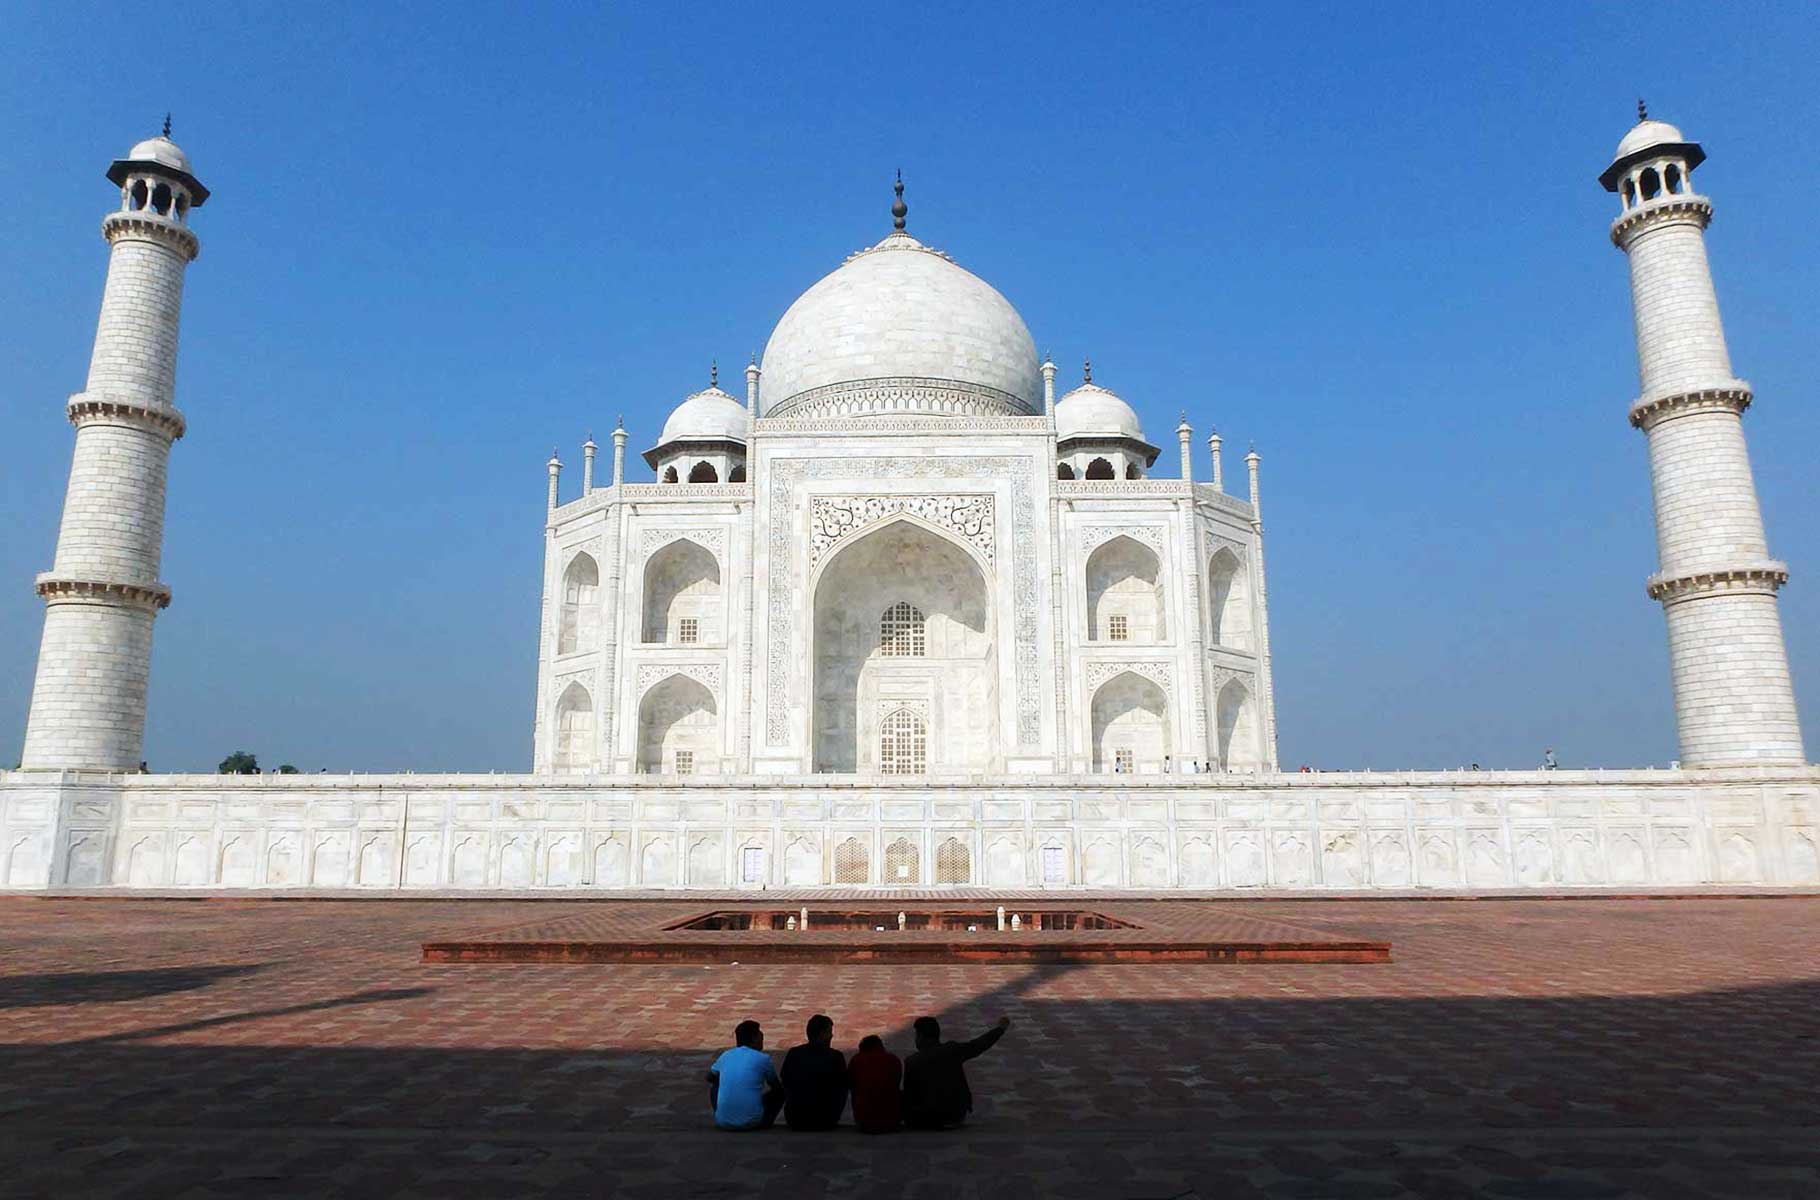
[2,768,1816,890]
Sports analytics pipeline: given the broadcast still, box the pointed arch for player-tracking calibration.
[884,837,920,884]
[1085,457,1114,480]
[1057,462,1075,480]
[688,460,719,483]
[557,552,600,655]
[936,837,971,884]
[728,463,747,483]
[636,673,718,774]
[553,681,597,772]
[1207,546,1250,650]
[1090,670,1169,774]
[811,517,996,774]
[1086,535,1166,642]
[642,537,721,644]
[834,837,869,884]
[879,706,928,774]
[1124,462,1141,479]
[662,465,679,483]
[1216,676,1261,772]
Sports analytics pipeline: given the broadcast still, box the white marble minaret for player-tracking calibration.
[1602,105,1804,766]
[19,123,207,771]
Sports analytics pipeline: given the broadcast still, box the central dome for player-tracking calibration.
[759,230,1042,419]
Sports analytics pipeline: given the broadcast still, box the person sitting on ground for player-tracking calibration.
[780,1013,848,1131]
[706,1019,784,1131]
[901,1015,1011,1130]
[846,1034,903,1134]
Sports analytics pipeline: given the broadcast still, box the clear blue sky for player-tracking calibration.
[2,2,1815,772]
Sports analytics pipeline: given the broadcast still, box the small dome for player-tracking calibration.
[759,231,1042,417]
[1055,383,1144,441]
[126,135,192,175]
[659,386,747,443]
[1614,119,1685,160]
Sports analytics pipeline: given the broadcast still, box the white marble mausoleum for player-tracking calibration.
[3,115,1816,892]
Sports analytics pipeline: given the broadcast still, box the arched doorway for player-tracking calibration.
[642,538,721,644]
[1216,677,1261,772]
[1090,671,1170,774]
[552,682,596,772]
[1085,535,1165,642]
[637,674,718,774]
[811,519,997,773]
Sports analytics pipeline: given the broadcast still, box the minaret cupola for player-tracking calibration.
[107,115,209,224]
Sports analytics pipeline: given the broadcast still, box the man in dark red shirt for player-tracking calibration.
[846,1034,903,1134]
[902,1015,1011,1130]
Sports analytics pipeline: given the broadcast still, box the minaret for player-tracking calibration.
[546,449,562,513]
[1602,105,1804,765]
[1176,412,1193,481]
[19,123,208,771]
[581,433,597,495]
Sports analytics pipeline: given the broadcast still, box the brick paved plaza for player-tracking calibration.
[3,895,1818,1198]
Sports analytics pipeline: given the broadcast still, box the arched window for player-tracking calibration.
[1216,677,1260,772]
[1085,458,1115,480]
[151,182,172,215]
[1125,463,1141,479]
[557,552,600,654]
[662,465,679,483]
[642,538,721,643]
[636,674,718,774]
[835,837,869,884]
[879,708,927,775]
[1057,462,1075,480]
[1086,535,1166,642]
[553,682,596,772]
[129,180,148,210]
[1621,178,1635,208]
[728,463,746,483]
[1640,167,1661,201]
[688,461,719,483]
[879,601,926,657]
[1207,547,1250,650]
[1664,163,1683,194]
[936,838,971,884]
[885,835,920,881]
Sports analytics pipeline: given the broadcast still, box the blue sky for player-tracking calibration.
[2,2,1815,772]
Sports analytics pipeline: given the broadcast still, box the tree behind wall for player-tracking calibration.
[218,751,258,775]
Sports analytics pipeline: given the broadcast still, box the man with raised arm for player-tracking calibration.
[901,1015,1011,1130]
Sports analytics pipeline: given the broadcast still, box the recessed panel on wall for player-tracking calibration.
[784,799,825,821]
[1368,831,1411,887]
[1559,827,1601,884]
[1319,831,1364,886]
[122,830,168,887]
[1463,828,1507,886]
[355,830,397,886]
[544,831,585,886]
[1223,830,1267,887]
[1511,827,1554,886]
[1414,828,1459,886]
[311,830,353,887]
[3,833,49,887]
[686,799,727,823]
[266,833,303,886]
[498,833,537,888]
[218,831,259,886]
[1652,826,1698,883]
[1271,831,1311,887]
[448,831,490,888]
[403,832,443,887]
[64,830,108,886]
[1128,800,1168,823]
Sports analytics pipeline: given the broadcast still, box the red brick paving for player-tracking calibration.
[421,900,1392,964]
[2,895,1818,1197]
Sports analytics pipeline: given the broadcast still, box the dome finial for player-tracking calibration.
[892,168,907,232]
[1083,356,1093,384]
[1637,97,1648,123]
[710,359,718,388]
[162,112,172,138]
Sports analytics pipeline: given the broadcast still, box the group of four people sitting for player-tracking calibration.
[707,1013,1011,1132]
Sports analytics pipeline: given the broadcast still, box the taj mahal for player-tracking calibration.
[2,110,1816,892]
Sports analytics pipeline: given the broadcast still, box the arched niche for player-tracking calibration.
[636,674,718,774]
[936,837,971,884]
[1090,671,1169,774]
[552,681,597,772]
[557,552,600,655]
[642,538,721,644]
[1085,457,1115,480]
[810,519,997,773]
[884,837,920,884]
[1086,536,1165,642]
[688,461,719,483]
[1216,677,1261,772]
[1207,547,1251,650]
[834,837,869,884]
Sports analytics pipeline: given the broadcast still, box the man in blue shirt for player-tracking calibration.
[706,1019,784,1130]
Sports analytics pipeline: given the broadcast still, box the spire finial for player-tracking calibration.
[162,112,172,138]
[891,169,907,232]
[616,414,624,431]
[1083,356,1093,384]
[1637,97,1648,123]
[710,359,718,388]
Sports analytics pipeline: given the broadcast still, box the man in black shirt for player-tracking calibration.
[902,1014,1011,1129]
[779,1013,848,1130]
